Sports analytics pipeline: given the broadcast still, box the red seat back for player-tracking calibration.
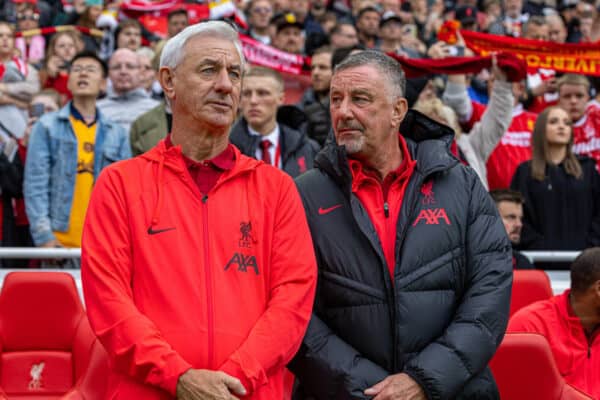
[0,272,95,398]
[510,270,553,317]
[61,340,109,400]
[490,333,593,400]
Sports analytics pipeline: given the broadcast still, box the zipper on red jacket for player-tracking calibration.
[202,194,215,368]
[384,202,389,218]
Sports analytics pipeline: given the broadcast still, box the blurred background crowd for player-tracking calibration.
[0,0,599,269]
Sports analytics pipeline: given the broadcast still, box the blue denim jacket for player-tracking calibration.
[24,103,131,245]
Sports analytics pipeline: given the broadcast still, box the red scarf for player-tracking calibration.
[461,30,600,77]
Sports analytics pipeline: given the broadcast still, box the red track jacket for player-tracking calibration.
[508,290,600,399]
[81,140,317,399]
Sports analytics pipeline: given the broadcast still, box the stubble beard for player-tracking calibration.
[337,135,365,155]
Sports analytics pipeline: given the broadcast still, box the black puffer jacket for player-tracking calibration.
[230,107,320,178]
[289,110,512,400]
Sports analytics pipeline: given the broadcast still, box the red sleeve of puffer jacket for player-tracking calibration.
[219,172,317,396]
[81,166,192,396]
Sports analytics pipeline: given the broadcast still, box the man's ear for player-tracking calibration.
[392,96,408,129]
[593,280,600,299]
[158,66,176,102]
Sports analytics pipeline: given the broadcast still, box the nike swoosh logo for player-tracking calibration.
[318,204,342,215]
[147,227,176,235]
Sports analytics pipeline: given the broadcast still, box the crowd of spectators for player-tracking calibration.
[0,0,599,270]
[0,1,599,397]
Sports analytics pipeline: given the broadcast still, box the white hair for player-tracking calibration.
[159,21,246,71]
[136,46,155,61]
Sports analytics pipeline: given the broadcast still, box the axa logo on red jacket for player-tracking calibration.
[225,221,260,275]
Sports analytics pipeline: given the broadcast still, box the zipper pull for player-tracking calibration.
[202,194,208,203]
[384,202,389,218]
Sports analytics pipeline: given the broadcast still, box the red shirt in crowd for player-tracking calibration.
[526,67,558,114]
[487,105,537,190]
[508,290,600,399]
[572,106,600,172]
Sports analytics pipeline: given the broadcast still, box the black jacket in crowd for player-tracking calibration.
[513,248,534,269]
[230,107,320,178]
[298,88,331,147]
[289,110,513,400]
[0,153,32,268]
[511,157,600,255]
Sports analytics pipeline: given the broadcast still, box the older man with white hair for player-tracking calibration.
[81,21,317,400]
[97,47,159,133]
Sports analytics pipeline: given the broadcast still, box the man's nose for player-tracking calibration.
[214,68,233,93]
[337,97,353,119]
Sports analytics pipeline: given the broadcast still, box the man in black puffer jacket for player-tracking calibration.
[289,51,512,400]
[230,66,319,178]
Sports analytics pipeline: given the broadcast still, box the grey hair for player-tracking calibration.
[136,46,155,61]
[159,21,246,71]
[334,50,405,100]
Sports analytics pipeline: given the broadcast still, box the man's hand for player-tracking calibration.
[176,369,247,400]
[491,54,507,82]
[530,77,557,97]
[46,55,64,78]
[40,239,60,248]
[364,373,427,400]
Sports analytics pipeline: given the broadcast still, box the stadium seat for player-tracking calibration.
[510,269,553,317]
[0,272,101,399]
[490,333,593,400]
[61,339,109,400]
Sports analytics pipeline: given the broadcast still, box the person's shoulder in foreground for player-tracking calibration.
[82,21,316,400]
[290,50,512,400]
[508,247,600,399]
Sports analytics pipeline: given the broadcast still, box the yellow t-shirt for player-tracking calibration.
[54,115,96,248]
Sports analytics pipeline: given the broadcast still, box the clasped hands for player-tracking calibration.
[176,369,246,400]
[176,370,426,400]
[364,373,427,400]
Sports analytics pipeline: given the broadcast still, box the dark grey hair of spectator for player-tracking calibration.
[333,50,406,100]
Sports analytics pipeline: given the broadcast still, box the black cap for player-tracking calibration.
[271,12,304,32]
[455,5,478,25]
[379,11,402,28]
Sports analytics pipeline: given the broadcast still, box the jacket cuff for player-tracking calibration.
[403,368,432,400]
[220,357,255,396]
[31,228,55,247]
[158,355,193,396]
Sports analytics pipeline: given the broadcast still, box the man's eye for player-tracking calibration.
[229,70,241,80]
[201,67,216,75]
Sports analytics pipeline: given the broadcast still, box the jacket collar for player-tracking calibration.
[315,109,458,191]
[231,117,306,161]
[57,102,106,124]
[142,137,261,177]
[106,87,150,101]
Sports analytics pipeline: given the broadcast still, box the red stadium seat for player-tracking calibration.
[510,269,553,317]
[490,333,593,400]
[61,339,109,400]
[0,272,102,399]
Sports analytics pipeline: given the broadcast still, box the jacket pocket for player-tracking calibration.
[320,270,386,307]
[396,247,463,290]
